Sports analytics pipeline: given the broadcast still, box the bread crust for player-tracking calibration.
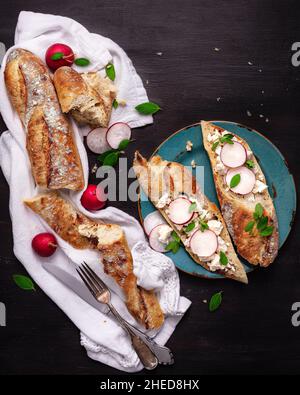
[4,49,84,190]
[24,192,164,329]
[53,67,116,128]
[133,151,248,284]
[201,121,279,267]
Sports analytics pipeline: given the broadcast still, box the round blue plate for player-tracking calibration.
[139,121,297,279]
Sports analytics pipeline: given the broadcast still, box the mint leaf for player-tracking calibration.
[51,52,64,60]
[103,151,119,167]
[212,141,219,151]
[257,215,268,231]
[135,102,160,115]
[220,252,228,266]
[118,139,130,150]
[112,99,118,109]
[166,240,180,254]
[189,202,197,213]
[74,58,90,66]
[184,221,195,233]
[209,291,223,312]
[246,160,255,169]
[106,63,116,81]
[244,220,255,233]
[200,221,209,232]
[220,134,234,144]
[13,274,36,291]
[259,226,274,237]
[230,174,241,188]
[171,231,180,243]
[98,149,116,163]
[254,203,264,219]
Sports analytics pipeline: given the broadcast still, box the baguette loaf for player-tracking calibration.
[201,121,278,267]
[24,192,164,329]
[53,67,116,128]
[133,152,248,284]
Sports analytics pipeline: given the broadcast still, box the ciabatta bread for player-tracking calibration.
[53,67,116,128]
[201,120,278,267]
[133,152,248,284]
[4,49,84,190]
[24,192,164,329]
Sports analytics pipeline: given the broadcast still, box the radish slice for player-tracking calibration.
[220,141,247,168]
[167,197,194,225]
[190,229,218,258]
[225,166,256,195]
[106,122,131,149]
[86,128,110,154]
[149,224,169,252]
[143,210,166,235]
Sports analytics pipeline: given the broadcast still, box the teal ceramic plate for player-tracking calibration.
[139,121,296,279]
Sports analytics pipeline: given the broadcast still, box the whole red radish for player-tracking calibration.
[81,184,107,211]
[32,233,57,257]
[45,43,74,71]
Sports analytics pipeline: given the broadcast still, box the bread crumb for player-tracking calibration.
[156,52,163,56]
[216,97,221,102]
[91,164,98,174]
[191,159,196,168]
[118,99,127,106]
[214,47,220,51]
[246,110,252,117]
[259,114,264,118]
[265,118,269,123]
[259,69,262,72]
[248,61,253,65]
[186,140,193,151]
[203,299,207,304]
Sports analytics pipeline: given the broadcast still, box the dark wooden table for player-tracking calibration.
[0,0,299,375]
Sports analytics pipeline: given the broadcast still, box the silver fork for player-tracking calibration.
[76,262,174,369]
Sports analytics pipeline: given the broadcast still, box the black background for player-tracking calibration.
[0,0,299,375]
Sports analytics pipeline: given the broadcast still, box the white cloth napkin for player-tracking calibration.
[0,11,191,372]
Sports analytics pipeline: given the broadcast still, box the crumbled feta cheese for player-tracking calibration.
[186,140,193,151]
[247,150,253,159]
[253,180,268,194]
[191,159,196,168]
[208,254,222,271]
[207,220,223,235]
[207,131,220,143]
[118,99,127,106]
[215,161,226,175]
[215,145,222,155]
[217,236,228,252]
[158,225,173,244]
[244,193,255,202]
[156,193,171,208]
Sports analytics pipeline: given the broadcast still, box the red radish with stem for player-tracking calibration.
[220,141,247,168]
[149,224,170,252]
[32,233,57,257]
[45,43,74,71]
[86,127,110,154]
[106,122,131,149]
[189,229,218,257]
[81,184,107,211]
[143,210,166,235]
[225,166,256,194]
[167,197,194,225]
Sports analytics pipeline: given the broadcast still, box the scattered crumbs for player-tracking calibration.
[248,61,253,65]
[118,99,127,106]
[216,97,221,102]
[203,299,207,304]
[246,110,252,117]
[156,52,163,56]
[146,79,149,85]
[91,164,98,174]
[260,103,264,106]
[214,47,220,52]
[265,118,269,123]
[259,114,264,118]
[258,69,262,72]
[261,90,265,94]
[186,140,193,152]
[191,159,196,168]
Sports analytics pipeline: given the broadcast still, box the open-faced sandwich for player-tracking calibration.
[133,151,248,284]
[201,121,279,267]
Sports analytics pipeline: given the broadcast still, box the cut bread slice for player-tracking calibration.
[201,120,278,267]
[133,151,248,284]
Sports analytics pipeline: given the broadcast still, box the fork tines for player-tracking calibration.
[76,262,108,298]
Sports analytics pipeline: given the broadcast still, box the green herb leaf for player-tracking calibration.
[189,202,197,213]
[254,203,264,219]
[184,221,195,233]
[209,291,223,312]
[200,221,209,232]
[112,99,118,109]
[13,274,36,291]
[118,139,130,150]
[220,251,228,266]
[105,63,116,81]
[259,226,274,237]
[51,52,64,60]
[102,151,119,167]
[74,58,90,67]
[244,220,255,233]
[166,240,180,254]
[220,134,234,144]
[212,141,219,151]
[171,231,180,243]
[257,215,268,231]
[230,174,241,188]
[246,160,255,169]
[97,149,117,163]
[135,102,161,115]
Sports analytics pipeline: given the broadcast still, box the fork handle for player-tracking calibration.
[108,303,158,370]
